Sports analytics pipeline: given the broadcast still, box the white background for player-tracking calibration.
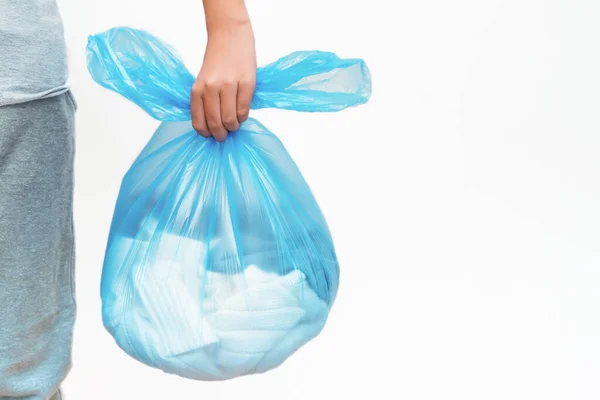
[56,0,600,399]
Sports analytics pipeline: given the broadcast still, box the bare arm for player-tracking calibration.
[191,0,257,142]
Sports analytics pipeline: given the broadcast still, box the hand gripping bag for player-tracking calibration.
[86,27,371,380]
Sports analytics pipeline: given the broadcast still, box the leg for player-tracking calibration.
[0,92,76,399]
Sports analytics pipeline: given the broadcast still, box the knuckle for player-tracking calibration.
[223,116,239,127]
[240,79,255,89]
[237,112,249,123]
[207,119,221,130]
[237,108,249,119]
[223,79,236,88]
[191,84,203,97]
[204,79,222,91]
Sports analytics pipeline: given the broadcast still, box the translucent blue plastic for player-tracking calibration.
[87,27,371,381]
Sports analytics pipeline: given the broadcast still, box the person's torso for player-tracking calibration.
[0,0,69,106]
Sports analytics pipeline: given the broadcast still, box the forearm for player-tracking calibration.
[202,0,250,34]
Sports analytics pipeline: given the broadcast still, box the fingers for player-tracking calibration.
[190,78,255,141]
[220,81,241,132]
[203,83,228,142]
[191,85,210,137]
[237,78,254,123]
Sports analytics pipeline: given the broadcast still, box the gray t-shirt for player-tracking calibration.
[0,0,69,106]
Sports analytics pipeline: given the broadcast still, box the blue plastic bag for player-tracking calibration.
[87,27,371,380]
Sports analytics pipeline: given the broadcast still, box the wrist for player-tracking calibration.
[204,0,251,35]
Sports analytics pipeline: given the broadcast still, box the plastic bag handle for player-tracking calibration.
[86,27,371,122]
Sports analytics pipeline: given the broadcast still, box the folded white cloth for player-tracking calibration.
[103,233,329,380]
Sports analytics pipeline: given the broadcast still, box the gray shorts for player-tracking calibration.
[0,92,76,399]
